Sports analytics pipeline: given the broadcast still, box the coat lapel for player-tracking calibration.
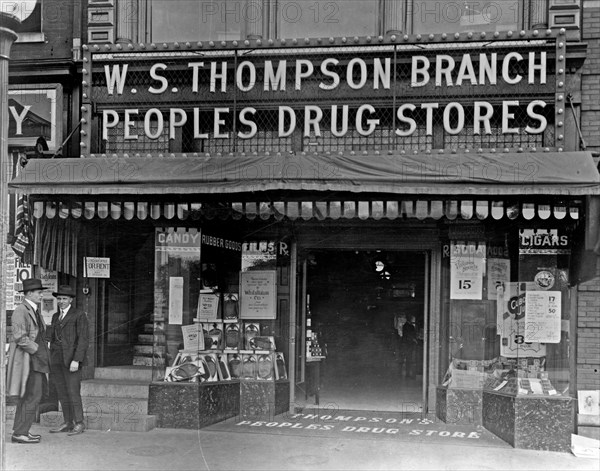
[24,302,38,326]
[60,307,76,324]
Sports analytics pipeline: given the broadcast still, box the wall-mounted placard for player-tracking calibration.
[240,270,277,320]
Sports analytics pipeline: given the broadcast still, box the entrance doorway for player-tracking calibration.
[304,250,427,412]
[96,222,155,367]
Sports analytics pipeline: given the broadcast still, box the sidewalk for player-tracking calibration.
[4,421,600,471]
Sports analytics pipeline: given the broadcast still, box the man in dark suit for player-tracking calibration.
[7,278,50,444]
[401,315,419,379]
[48,285,89,435]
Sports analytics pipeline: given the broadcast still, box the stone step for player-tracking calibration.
[94,366,155,382]
[133,345,166,355]
[133,356,165,367]
[138,334,165,344]
[6,405,16,421]
[81,379,150,399]
[81,396,149,415]
[107,333,129,343]
[40,410,156,433]
[577,427,600,441]
[143,323,166,333]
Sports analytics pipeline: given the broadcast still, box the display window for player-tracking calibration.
[440,225,573,397]
[152,230,289,385]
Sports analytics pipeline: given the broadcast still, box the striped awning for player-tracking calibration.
[32,199,581,222]
[9,152,600,197]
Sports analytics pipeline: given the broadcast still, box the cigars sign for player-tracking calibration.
[85,35,559,153]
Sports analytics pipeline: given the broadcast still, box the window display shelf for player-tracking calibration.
[442,357,564,397]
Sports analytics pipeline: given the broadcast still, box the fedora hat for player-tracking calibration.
[52,285,76,298]
[20,278,46,292]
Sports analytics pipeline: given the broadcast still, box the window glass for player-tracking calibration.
[440,227,572,397]
[412,1,520,34]
[151,0,245,42]
[277,0,378,39]
[153,227,202,370]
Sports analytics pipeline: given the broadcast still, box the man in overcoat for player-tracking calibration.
[48,285,89,435]
[6,278,50,444]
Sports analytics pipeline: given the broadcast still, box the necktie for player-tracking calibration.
[60,309,65,321]
[35,308,45,332]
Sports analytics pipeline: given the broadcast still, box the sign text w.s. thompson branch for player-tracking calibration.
[95,50,553,142]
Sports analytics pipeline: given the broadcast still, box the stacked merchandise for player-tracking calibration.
[442,357,558,395]
[164,293,287,382]
[306,313,326,361]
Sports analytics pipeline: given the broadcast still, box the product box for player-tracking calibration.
[196,293,220,321]
[248,335,276,351]
[244,322,261,349]
[181,324,204,351]
[222,293,239,320]
[241,354,258,380]
[274,352,287,380]
[165,351,208,383]
[217,354,231,380]
[224,322,241,350]
[256,353,274,380]
[203,322,224,350]
[228,353,243,379]
[449,369,488,389]
[201,353,220,382]
[173,350,201,366]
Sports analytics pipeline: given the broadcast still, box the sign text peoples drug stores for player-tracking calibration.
[96,49,552,143]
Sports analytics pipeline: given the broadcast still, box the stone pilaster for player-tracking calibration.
[383,0,404,35]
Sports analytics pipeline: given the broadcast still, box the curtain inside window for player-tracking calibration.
[33,216,80,277]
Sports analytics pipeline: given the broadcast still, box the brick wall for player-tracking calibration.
[581,0,600,154]
[577,261,600,390]
[575,1,600,392]
[11,0,76,61]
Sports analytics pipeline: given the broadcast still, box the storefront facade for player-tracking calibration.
[8,7,600,450]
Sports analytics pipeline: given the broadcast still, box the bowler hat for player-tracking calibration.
[20,278,45,292]
[52,285,76,298]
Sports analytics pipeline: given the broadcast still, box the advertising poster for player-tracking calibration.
[487,258,510,301]
[499,283,546,358]
[450,242,485,300]
[241,241,278,271]
[84,257,111,278]
[5,245,32,310]
[168,277,184,325]
[240,270,277,319]
[154,228,202,324]
[525,291,562,343]
[197,293,219,320]
[519,228,570,345]
[5,245,18,311]
[578,390,600,416]
[496,284,505,336]
[181,324,204,351]
[39,267,58,324]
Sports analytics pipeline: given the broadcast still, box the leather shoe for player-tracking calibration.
[50,423,73,433]
[67,423,85,435]
[11,434,40,444]
[28,432,42,440]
